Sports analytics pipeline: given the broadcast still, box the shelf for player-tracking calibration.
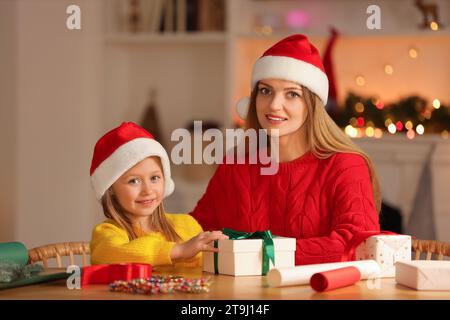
[108,31,450,46]
[234,29,450,41]
[105,32,228,45]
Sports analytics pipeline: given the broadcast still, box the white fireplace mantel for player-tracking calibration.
[354,135,450,242]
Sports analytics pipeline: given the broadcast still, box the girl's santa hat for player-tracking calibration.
[236,34,329,119]
[90,122,174,200]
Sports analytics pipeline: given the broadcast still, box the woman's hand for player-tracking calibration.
[170,231,229,261]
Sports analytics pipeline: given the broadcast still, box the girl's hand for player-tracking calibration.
[170,231,229,261]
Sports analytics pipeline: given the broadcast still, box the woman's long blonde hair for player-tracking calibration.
[245,83,382,213]
[101,168,182,242]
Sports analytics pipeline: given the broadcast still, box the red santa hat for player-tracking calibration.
[90,122,174,200]
[236,34,329,119]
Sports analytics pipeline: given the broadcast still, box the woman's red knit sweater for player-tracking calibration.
[190,151,380,265]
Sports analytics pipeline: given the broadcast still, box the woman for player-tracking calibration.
[190,34,380,265]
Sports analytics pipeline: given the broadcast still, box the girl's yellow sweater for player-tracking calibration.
[90,213,203,267]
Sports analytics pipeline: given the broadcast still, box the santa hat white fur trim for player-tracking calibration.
[90,138,175,200]
[252,55,328,105]
[236,55,329,120]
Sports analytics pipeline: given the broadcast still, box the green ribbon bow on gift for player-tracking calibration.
[213,228,275,276]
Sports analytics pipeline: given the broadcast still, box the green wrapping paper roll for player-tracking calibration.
[0,242,69,290]
[0,242,29,265]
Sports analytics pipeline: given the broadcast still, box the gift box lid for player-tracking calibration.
[368,235,411,239]
[363,235,411,243]
[396,260,450,270]
[359,234,412,249]
[217,237,296,253]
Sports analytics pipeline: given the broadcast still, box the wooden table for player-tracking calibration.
[0,267,449,300]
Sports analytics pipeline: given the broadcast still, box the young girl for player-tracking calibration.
[191,34,381,265]
[89,122,227,267]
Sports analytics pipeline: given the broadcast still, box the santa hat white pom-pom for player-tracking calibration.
[236,97,250,120]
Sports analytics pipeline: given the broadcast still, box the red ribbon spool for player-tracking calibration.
[81,263,152,287]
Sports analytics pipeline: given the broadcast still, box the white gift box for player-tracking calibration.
[355,235,411,277]
[203,237,296,276]
[395,260,450,291]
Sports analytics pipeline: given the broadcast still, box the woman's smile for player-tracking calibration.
[265,113,288,125]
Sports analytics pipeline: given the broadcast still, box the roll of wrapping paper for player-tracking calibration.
[310,266,361,292]
[267,260,380,287]
[0,242,69,290]
[0,242,29,265]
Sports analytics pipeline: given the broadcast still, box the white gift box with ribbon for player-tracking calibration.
[203,237,296,276]
[355,235,412,277]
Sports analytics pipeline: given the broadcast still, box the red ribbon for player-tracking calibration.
[81,263,152,287]
[341,230,400,262]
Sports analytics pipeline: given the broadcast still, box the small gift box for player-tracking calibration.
[395,260,450,291]
[203,229,296,276]
[355,235,411,277]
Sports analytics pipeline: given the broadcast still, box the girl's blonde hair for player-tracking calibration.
[245,82,382,213]
[101,158,182,242]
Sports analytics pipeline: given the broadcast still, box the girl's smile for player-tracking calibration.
[135,198,156,207]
